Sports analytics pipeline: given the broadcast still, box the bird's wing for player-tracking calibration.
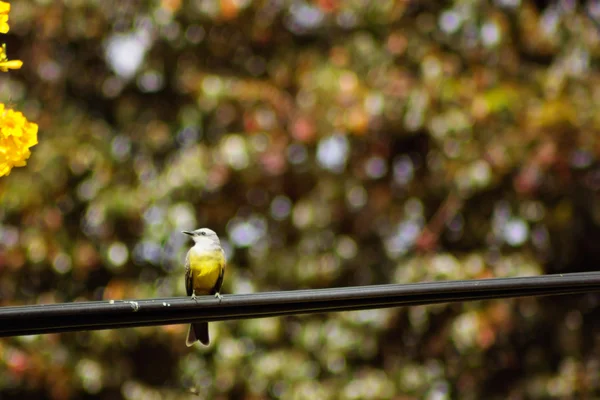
[210,250,226,295]
[184,250,193,296]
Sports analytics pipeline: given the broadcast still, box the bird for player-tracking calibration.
[182,228,225,346]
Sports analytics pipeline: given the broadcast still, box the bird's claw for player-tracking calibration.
[191,292,197,300]
[215,292,222,302]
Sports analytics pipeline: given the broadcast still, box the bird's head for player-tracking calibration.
[182,228,221,245]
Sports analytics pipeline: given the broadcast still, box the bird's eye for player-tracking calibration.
[200,231,206,236]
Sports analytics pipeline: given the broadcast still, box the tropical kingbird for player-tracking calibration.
[182,228,225,346]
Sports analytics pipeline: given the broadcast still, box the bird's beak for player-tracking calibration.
[182,231,194,236]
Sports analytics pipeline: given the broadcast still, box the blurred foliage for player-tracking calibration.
[2,0,600,398]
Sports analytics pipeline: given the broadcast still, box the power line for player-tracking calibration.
[2,272,600,338]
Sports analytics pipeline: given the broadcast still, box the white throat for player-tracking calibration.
[192,237,221,251]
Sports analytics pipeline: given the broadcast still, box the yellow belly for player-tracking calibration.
[189,250,224,294]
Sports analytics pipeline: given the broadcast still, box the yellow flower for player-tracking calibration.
[0,15,8,34]
[0,44,21,72]
[0,104,38,177]
[0,1,10,33]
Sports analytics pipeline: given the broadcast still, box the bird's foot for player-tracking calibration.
[191,292,197,300]
[215,292,222,302]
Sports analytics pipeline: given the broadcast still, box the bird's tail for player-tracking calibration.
[186,322,210,346]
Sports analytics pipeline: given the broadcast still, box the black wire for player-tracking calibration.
[1,272,600,337]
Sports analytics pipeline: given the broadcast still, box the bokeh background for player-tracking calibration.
[2,0,600,398]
